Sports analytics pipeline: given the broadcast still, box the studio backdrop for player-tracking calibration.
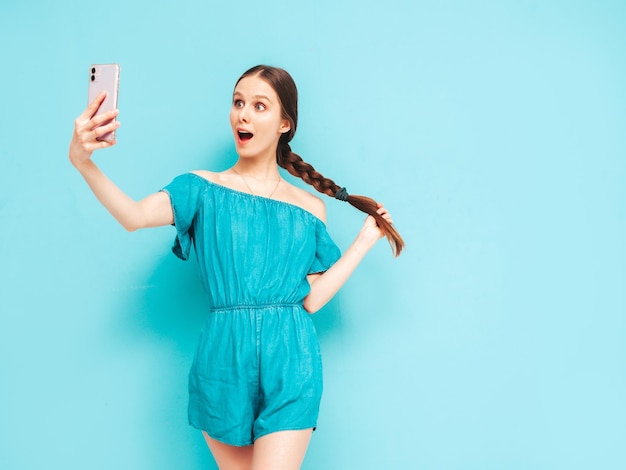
[1,1,625,469]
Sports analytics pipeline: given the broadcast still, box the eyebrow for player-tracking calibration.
[233,91,272,102]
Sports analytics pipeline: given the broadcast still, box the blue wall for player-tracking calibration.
[1,1,625,469]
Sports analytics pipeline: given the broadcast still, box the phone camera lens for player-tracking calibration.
[91,67,96,74]
[91,75,95,81]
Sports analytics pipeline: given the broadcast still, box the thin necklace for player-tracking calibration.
[232,167,281,199]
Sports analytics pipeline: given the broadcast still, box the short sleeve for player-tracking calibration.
[308,219,342,274]
[160,174,203,261]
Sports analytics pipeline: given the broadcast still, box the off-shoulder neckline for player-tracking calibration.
[185,172,327,225]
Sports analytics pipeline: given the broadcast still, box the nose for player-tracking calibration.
[237,105,249,123]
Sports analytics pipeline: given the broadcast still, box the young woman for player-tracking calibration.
[69,65,404,470]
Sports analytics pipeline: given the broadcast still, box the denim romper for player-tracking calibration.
[161,173,341,447]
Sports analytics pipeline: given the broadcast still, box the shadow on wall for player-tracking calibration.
[117,142,238,352]
[133,254,209,352]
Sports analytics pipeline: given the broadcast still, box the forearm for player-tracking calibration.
[69,95,174,231]
[74,160,154,231]
[303,233,378,313]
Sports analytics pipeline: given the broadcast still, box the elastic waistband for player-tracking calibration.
[209,302,301,313]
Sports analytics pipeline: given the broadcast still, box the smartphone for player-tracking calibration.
[87,63,120,142]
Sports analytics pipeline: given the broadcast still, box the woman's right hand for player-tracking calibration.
[68,91,120,169]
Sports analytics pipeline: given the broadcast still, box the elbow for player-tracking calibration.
[303,304,319,315]
[121,213,148,232]
[302,298,321,314]
[122,220,141,232]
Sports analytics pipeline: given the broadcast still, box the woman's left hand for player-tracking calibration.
[358,203,393,247]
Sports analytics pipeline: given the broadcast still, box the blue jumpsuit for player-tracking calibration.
[161,173,341,446]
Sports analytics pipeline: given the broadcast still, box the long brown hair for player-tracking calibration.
[236,65,405,257]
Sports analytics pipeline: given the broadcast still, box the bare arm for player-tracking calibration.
[303,204,393,313]
[69,92,173,231]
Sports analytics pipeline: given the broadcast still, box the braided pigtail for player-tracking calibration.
[278,142,405,257]
[236,65,404,256]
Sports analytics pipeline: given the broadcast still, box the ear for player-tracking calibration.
[279,119,291,134]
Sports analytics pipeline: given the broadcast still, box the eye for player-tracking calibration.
[255,102,266,111]
[233,99,244,108]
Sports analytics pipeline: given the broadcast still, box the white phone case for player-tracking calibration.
[87,63,120,142]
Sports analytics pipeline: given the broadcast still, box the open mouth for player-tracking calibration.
[238,131,253,142]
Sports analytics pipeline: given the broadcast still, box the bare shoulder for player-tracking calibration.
[190,169,240,186]
[190,169,219,182]
[282,182,327,222]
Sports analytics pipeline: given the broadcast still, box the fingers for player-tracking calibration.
[375,203,388,217]
[72,114,120,153]
[74,109,119,139]
[93,117,120,138]
[375,203,393,225]
[82,137,117,152]
[91,108,119,128]
[75,91,117,130]
[81,91,107,120]
[74,107,118,134]
[69,99,119,166]
[77,108,118,132]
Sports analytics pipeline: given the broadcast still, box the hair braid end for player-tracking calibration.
[347,194,405,257]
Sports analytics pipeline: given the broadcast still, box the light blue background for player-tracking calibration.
[1,1,625,469]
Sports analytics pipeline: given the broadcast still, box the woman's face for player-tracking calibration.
[230,74,290,160]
